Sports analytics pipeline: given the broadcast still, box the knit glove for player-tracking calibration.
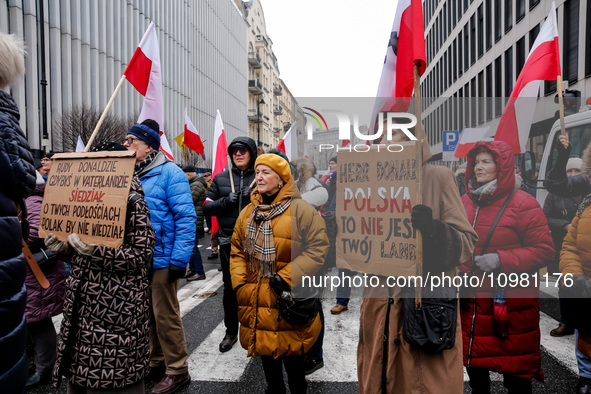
[45,233,71,254]
[474,253,501,272]
[410,205,434,235]
[168,264,187,283]
[224,192,239,207]
[68,233,96,256]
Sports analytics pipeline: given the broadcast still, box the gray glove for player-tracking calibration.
[474,253,501,272]
[564,275,591,298]
[45,233,71,254]
[68,233,97,256]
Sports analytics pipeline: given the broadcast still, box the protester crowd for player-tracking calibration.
[3,30,591,394]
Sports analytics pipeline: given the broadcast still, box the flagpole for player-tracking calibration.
[227,155,235,193]
[84,75,127,152]
[413,63,424,310]
[556,75,566,136]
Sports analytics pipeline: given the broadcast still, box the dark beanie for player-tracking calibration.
[92,141,128,152]
[127,119,161,151]
[182,165,196,173]
[330,156,337,163]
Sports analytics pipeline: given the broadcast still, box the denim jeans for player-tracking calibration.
[336,268,351,306]
[188,232,204,276]
[577,331,591,378]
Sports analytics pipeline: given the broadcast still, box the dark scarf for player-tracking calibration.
[467,178,498,205]
[577,193,591,216]
[244,197,291,278]
[134,151,158,176]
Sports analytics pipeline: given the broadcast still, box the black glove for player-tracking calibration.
[168,265,187,283]
[240,187,252,200]
[224,192,239,207]
[555,137,571,161]
[269,274,290,295]
[411,205,434,234]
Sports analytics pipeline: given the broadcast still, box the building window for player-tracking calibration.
[563,0,579,84]
[516,35,526,75]
[464,83,470,127]
[453,39,457,82]
[478,5,484,58]
[444,51,448,90]
[516,0,525,22]
[478,71,484,124]
[505,0,512,32]
[505,47,513,98]
[458,88,464,130]
[586,0,591,77]
[443,4,447,36]
[495,55,503,117]
[470,15,476,64]
[494,0,502,41]
[529,0,540,10]
[464,0,469,12]
[485,0,492,50]
[452,0,457,25]
[471,78,477,127]
[464,24,470,70]
[458,36,463,76]
[529,24,540,51]
[486,63,493,121]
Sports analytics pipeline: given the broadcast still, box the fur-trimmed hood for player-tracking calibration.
[292,157,317,190]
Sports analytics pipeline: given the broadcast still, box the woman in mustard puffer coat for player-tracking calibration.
[230,154,329,394]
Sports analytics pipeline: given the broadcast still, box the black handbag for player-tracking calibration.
[276,292,320,326]
[402,286,458,353]
[32,247,59,270]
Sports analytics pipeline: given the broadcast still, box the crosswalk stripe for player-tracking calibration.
[540,311,578,374]
[179,269,224,317]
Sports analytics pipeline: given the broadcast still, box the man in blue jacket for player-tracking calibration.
[124,119,196,394]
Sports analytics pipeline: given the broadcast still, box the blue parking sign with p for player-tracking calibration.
[442,130,459,152]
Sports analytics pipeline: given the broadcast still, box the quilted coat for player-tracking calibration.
[53,177,155,389]
[230,183,329,358]
[460,140,553,379]
[188,175,208,234]
[204,137,257,238]
[357,133,478,394]
[136,151,195,269]
[560,142,591,359]
[24,182,66,323]
[0,90,36,393]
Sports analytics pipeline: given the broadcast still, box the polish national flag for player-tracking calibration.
[370,0,426,133]
[205,110,229,235]
[124,22,174,161]
[183,108,205,159]
[276,122,297,160]
[454,127,491,158]
[494,2,561,154]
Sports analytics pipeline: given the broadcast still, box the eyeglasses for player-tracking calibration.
[123,136,140,145]
[41,158,51,163]
[232,147,248,155]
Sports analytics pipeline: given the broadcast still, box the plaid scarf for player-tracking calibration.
[134,151,158,176]
[244,198,291,278]
[578,193,591,216]
[467,178,498,205]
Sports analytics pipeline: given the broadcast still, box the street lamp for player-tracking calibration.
[256,96,265,147]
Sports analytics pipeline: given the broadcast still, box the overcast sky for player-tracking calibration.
[261,0,399,98]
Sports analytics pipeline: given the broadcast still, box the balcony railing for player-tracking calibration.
[273,83,283,95]
[247,109,261,123]
[273,104,283,115]
[248,52,261,69]
[273,127,281,134]
[248,79,263,94]
[284,123,291,132]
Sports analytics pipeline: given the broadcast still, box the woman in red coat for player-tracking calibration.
[460,141,553,393]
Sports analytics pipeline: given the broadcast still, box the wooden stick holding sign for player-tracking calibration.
[85,75,127,152]
[413,63,424,310]
[227,155,235,193]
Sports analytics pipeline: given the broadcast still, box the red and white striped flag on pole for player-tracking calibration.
[370,0,427,132]
[494,2,560,154]
[124,22,175,161]
[276,122,297,161]
[205,110,229,235]
[183,108,205,159]
[454,127,491,158]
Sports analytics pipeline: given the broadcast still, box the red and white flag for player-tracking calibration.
[205,110,229,235]
[370,0,426,131]
[454,127,491,158]
[276,122,297,161]
[494,2,560,154]
[124,22,174,161]
[183,108,205,159]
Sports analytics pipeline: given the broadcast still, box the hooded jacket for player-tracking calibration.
[292,157,328,209]
[0,90,36,393]
[560,142,591,359]
[137,151,196,269]
[460,140,553,379]
[53,177,155,389]
[230,180,329,358]
[204,137,257,238]
[24,182,66,323]
[357,129,478,394]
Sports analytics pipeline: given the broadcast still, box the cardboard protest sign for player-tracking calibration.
[39,151,136,248]
[335,142,418,277]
